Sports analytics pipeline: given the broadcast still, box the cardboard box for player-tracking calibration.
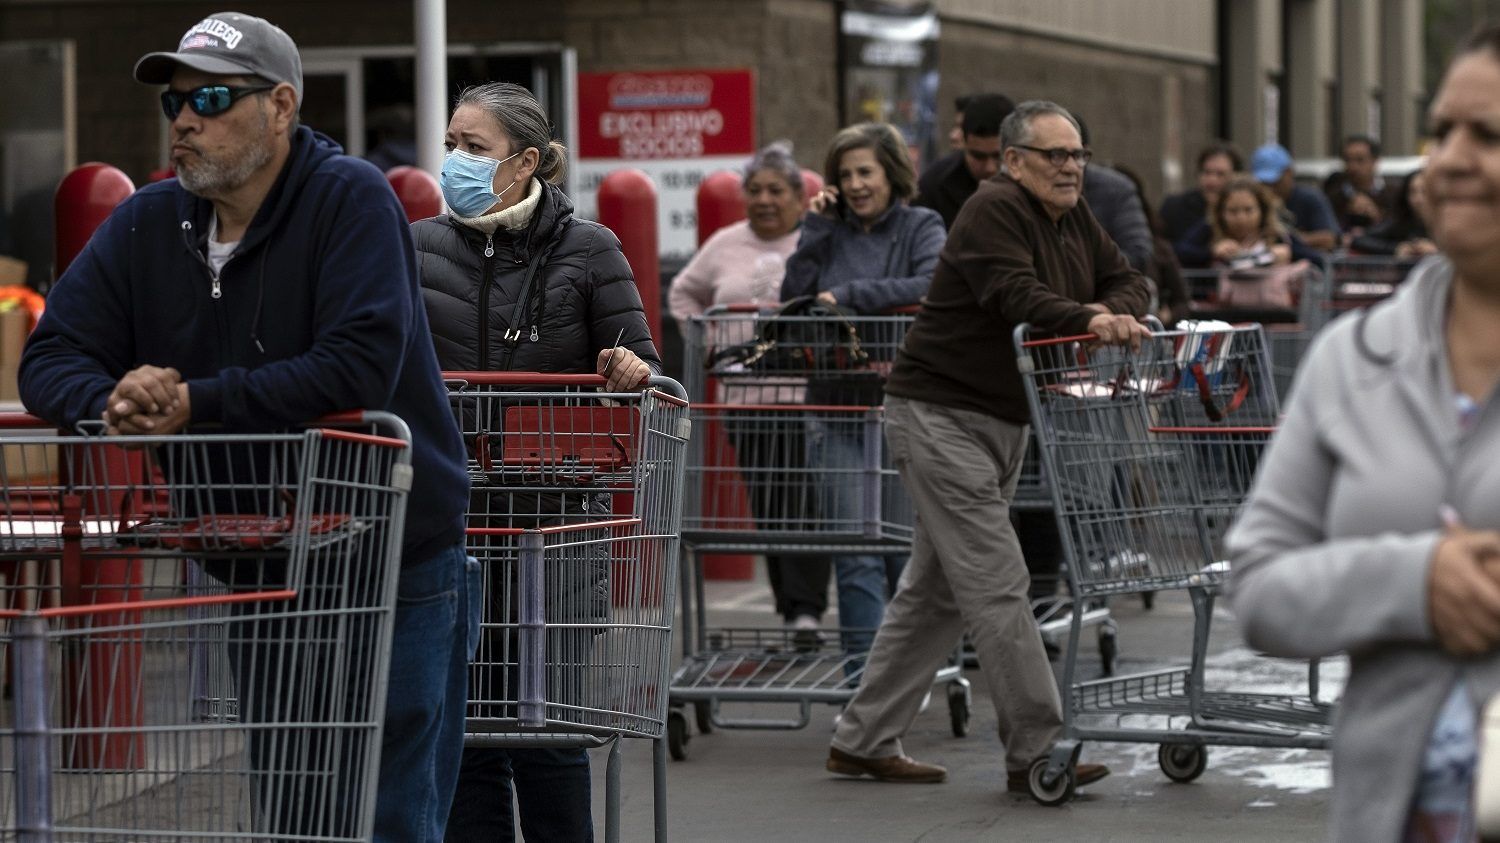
[0,256,26,286]
[0,307,27,402]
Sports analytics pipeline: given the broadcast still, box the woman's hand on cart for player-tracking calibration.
[102,364,190,435]
[597,344,652,393]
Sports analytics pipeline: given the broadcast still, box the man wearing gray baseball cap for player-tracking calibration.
[21,12,475,842]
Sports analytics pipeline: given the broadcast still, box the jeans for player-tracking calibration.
[446,746,594,842]
[228,542,478,843]
[376,544,481,842]
[806,417,904,658]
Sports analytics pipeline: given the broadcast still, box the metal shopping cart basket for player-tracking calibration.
[444,373,689,843]
[670,304,983,759]
[1013,323,1331,806]
[1181,264,1329,401]
[0,411,412,842]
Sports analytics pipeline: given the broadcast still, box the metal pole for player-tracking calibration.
[15,615,53,842]
[414,0,448,179]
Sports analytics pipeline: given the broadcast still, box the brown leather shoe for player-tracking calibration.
[1006,762,1111,793]
[827,747,947,783]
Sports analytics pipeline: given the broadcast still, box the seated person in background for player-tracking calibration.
[781,121,946,661]
[667,142,834,643]
[1349,168,1438,259]
[914,93,1014,228]
[1177,175,1321,318]
[1323,134,1400,237]
[1176,175,1321,271]
[1160,141,1242,246]
[1251,142,1341,252]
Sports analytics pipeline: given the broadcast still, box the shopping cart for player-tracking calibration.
[0,410,412,841]
[443,373,689,843]
[1013,323,1331,806]
[1182,264,1329,400]
[671,305,978,760]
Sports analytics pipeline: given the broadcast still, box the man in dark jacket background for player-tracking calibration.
[826,100,1148,793]
[19,12,474,842]
[914,93,1013,228]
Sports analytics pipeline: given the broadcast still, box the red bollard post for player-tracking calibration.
[800,169,825,210]
[53,162,148,769]
[596,169,661,346]
[55,163,135,277]
[695,170,745,246]
[386,165,444,223]
[691,172,757,581]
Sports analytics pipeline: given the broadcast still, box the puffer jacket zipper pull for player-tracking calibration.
[484,235,494,258]
[211,278,221,299]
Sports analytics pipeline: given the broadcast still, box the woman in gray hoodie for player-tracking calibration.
[1228,26,1500,843]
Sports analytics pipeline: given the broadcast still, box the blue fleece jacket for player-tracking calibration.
[20,126,468,565]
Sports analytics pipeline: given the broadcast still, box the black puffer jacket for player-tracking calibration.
[414,179,660,374]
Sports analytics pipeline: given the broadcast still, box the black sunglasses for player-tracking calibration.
[1014,144,1093,168]
[160,84,276,120]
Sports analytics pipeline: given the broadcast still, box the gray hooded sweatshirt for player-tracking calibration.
[1228,256,1500,842]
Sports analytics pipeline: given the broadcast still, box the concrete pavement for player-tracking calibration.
[588,569,1336,842]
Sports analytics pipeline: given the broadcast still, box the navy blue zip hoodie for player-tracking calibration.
[20,126,468,566]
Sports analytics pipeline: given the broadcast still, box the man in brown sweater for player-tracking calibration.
[826,100,1150,793]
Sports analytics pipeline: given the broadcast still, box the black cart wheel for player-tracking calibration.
[667,710,689,761]
[1158,743,1208,783]
[947,683,971,738]
[1097,624,1120,677]
[694,700,714,734]
[1027,757,1076,806]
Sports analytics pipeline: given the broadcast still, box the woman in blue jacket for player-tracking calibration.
[780,122,946,663]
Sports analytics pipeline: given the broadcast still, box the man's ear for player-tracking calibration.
[267,83,298,134]
[1003,147,1023,180]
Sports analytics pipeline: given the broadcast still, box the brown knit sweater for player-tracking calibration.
[885,175,1150,424]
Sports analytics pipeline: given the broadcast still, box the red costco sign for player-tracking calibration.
[576,69,755,160]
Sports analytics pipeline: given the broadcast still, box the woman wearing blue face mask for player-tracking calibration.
[413,82,659,843]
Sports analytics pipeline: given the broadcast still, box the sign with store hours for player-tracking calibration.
[573,69,756,263]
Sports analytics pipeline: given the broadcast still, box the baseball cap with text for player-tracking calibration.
[133,12,303,107]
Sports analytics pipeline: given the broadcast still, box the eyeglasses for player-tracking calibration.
[160,84,276,120]
[1014,144,1093,168]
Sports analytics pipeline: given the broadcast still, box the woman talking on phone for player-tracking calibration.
[780,122,946,663]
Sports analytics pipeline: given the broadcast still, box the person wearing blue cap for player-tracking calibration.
[1250,142,1341,252]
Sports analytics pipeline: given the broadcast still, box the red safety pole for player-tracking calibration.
[689,172,757,581]
[695,170,745,246]
[55,163,135,276]
[801,169,825,209]
[386,165,444,223]
[596,169,661,345]
[53,162,147,769]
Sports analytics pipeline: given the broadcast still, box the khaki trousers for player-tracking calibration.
[830,395,1063,772]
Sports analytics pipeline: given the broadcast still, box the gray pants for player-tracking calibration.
[831,395,1063,773]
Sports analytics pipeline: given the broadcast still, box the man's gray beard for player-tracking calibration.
[178,134,275,199]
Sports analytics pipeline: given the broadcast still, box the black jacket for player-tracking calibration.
[912,150,977,229]
[414,180,660,375]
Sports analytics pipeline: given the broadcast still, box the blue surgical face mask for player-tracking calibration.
[440,148,521,217]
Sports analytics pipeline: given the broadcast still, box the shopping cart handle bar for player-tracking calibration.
[317,427,410,450]
[446,372,609,385]
[694,403,883,413]
[1148,426,1277,435]
[0,588,298,620]
[0,412,54,429]
[467,518,642,538]
[1019,333,1107,348]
